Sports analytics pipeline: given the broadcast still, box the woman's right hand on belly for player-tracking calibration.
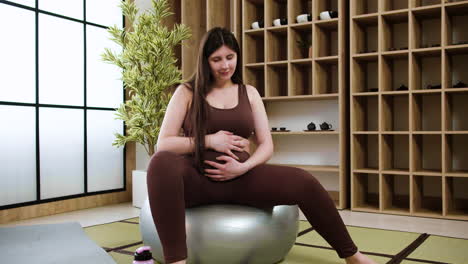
[206,130,250,160]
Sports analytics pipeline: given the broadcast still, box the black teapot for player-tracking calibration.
[307,122,316,131]
[320,122,333,130]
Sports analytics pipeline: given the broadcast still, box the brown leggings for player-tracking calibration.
[147,151,358,263]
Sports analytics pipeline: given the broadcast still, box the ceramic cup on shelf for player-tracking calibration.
[251,20,264,29]
[319,10,338,20]
[273,18,287,26]
[296,13,312,23]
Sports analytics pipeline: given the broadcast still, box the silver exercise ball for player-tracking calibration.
[140,199,299,264]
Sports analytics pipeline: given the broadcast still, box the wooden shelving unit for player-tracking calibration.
[242,0,348,209]
[350,0,468,220]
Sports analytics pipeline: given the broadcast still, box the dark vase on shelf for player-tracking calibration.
[307,122,316,131]
[453,81,467,88]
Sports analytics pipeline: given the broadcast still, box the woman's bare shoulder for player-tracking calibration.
[244,84,261,102]
[174,83,193,109]
[173,83,193,100]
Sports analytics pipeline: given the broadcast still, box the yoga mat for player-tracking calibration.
[0,222,115,264]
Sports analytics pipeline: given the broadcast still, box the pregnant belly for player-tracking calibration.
[203,149,251,167]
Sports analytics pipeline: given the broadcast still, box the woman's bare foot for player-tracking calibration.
[345,251,378,264]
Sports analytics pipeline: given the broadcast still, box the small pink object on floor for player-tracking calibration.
[133,246,154,264]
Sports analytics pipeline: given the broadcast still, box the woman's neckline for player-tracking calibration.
[205,84,240,110]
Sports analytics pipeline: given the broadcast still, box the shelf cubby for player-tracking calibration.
[411,50,442,90]
[382,134,410,171]
[244,0,264,30]
[413,175,442,216]
[381,53,409,91]
[412,134,442,173]
[351,56,379,92]
[314,21,339,57]
[445,2,468,46]
[313,60,339,94]
[382,12,409,52]
[266,0,287,28]
[243,0,347,208]
[290,61,312,96]
[266,63,288,97]
[266,28,288,62]
[445,176,468,217]
[244,31,265,63]
[353,173,380,210]
[382,174,410,213]
[315,0,339,20]
[445,134,468,174]
[445,90,468,131]
[382,94,409,131]
[411,7,441,49]
[413,0,442,8]
[290,24,313,60]
[352,95,379,131]
[244,65,265,97]
[207,0,231,29]
[352,0,378,16]
[382,0,409,12]
[290,0,313,24]
[412,92,441,131]
[445,48,468,89]
[353,134,379,170]
[352,16,378,54]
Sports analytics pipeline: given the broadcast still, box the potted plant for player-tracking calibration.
[296,35,312,58]
[102,0,191,207]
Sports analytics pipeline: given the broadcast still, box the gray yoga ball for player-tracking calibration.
[140,199,299,264]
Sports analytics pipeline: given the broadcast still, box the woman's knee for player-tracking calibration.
[147,151,186,182]
[290,168,324,192]
[148,150,181,169]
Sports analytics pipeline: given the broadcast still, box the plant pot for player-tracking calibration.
[132,170,148,208]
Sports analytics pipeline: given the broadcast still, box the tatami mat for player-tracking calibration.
[84,219,468,264]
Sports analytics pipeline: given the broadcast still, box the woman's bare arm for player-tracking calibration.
[156,85,211,154]
[242,85,274,170]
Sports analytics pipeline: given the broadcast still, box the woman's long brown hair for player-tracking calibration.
[184,27,243,174]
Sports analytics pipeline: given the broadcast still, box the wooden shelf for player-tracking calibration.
[245,62,264,68]
[245,28,265,36]
[350,0,468,220]
[445,171,468,178]
[270,164,340,172]
[262,93,339,101]
[352,131,379,135]
[243,0,348,209]
[271,131,339,135]
[315,55,339,64]
[315,18,339,29]
[381,169,410,175]
[353,168,379,173]
[290,22,314,29]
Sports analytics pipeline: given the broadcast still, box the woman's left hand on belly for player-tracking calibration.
[204,155,249,181]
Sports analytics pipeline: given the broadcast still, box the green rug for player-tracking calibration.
[84,218,468,264]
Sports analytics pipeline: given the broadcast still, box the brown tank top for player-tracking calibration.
[182,84,255,139]
[182,84,255,164]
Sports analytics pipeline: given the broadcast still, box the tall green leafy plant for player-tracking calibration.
[102,0,191,157]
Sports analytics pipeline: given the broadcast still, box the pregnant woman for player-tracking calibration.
[147,27,376,264]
